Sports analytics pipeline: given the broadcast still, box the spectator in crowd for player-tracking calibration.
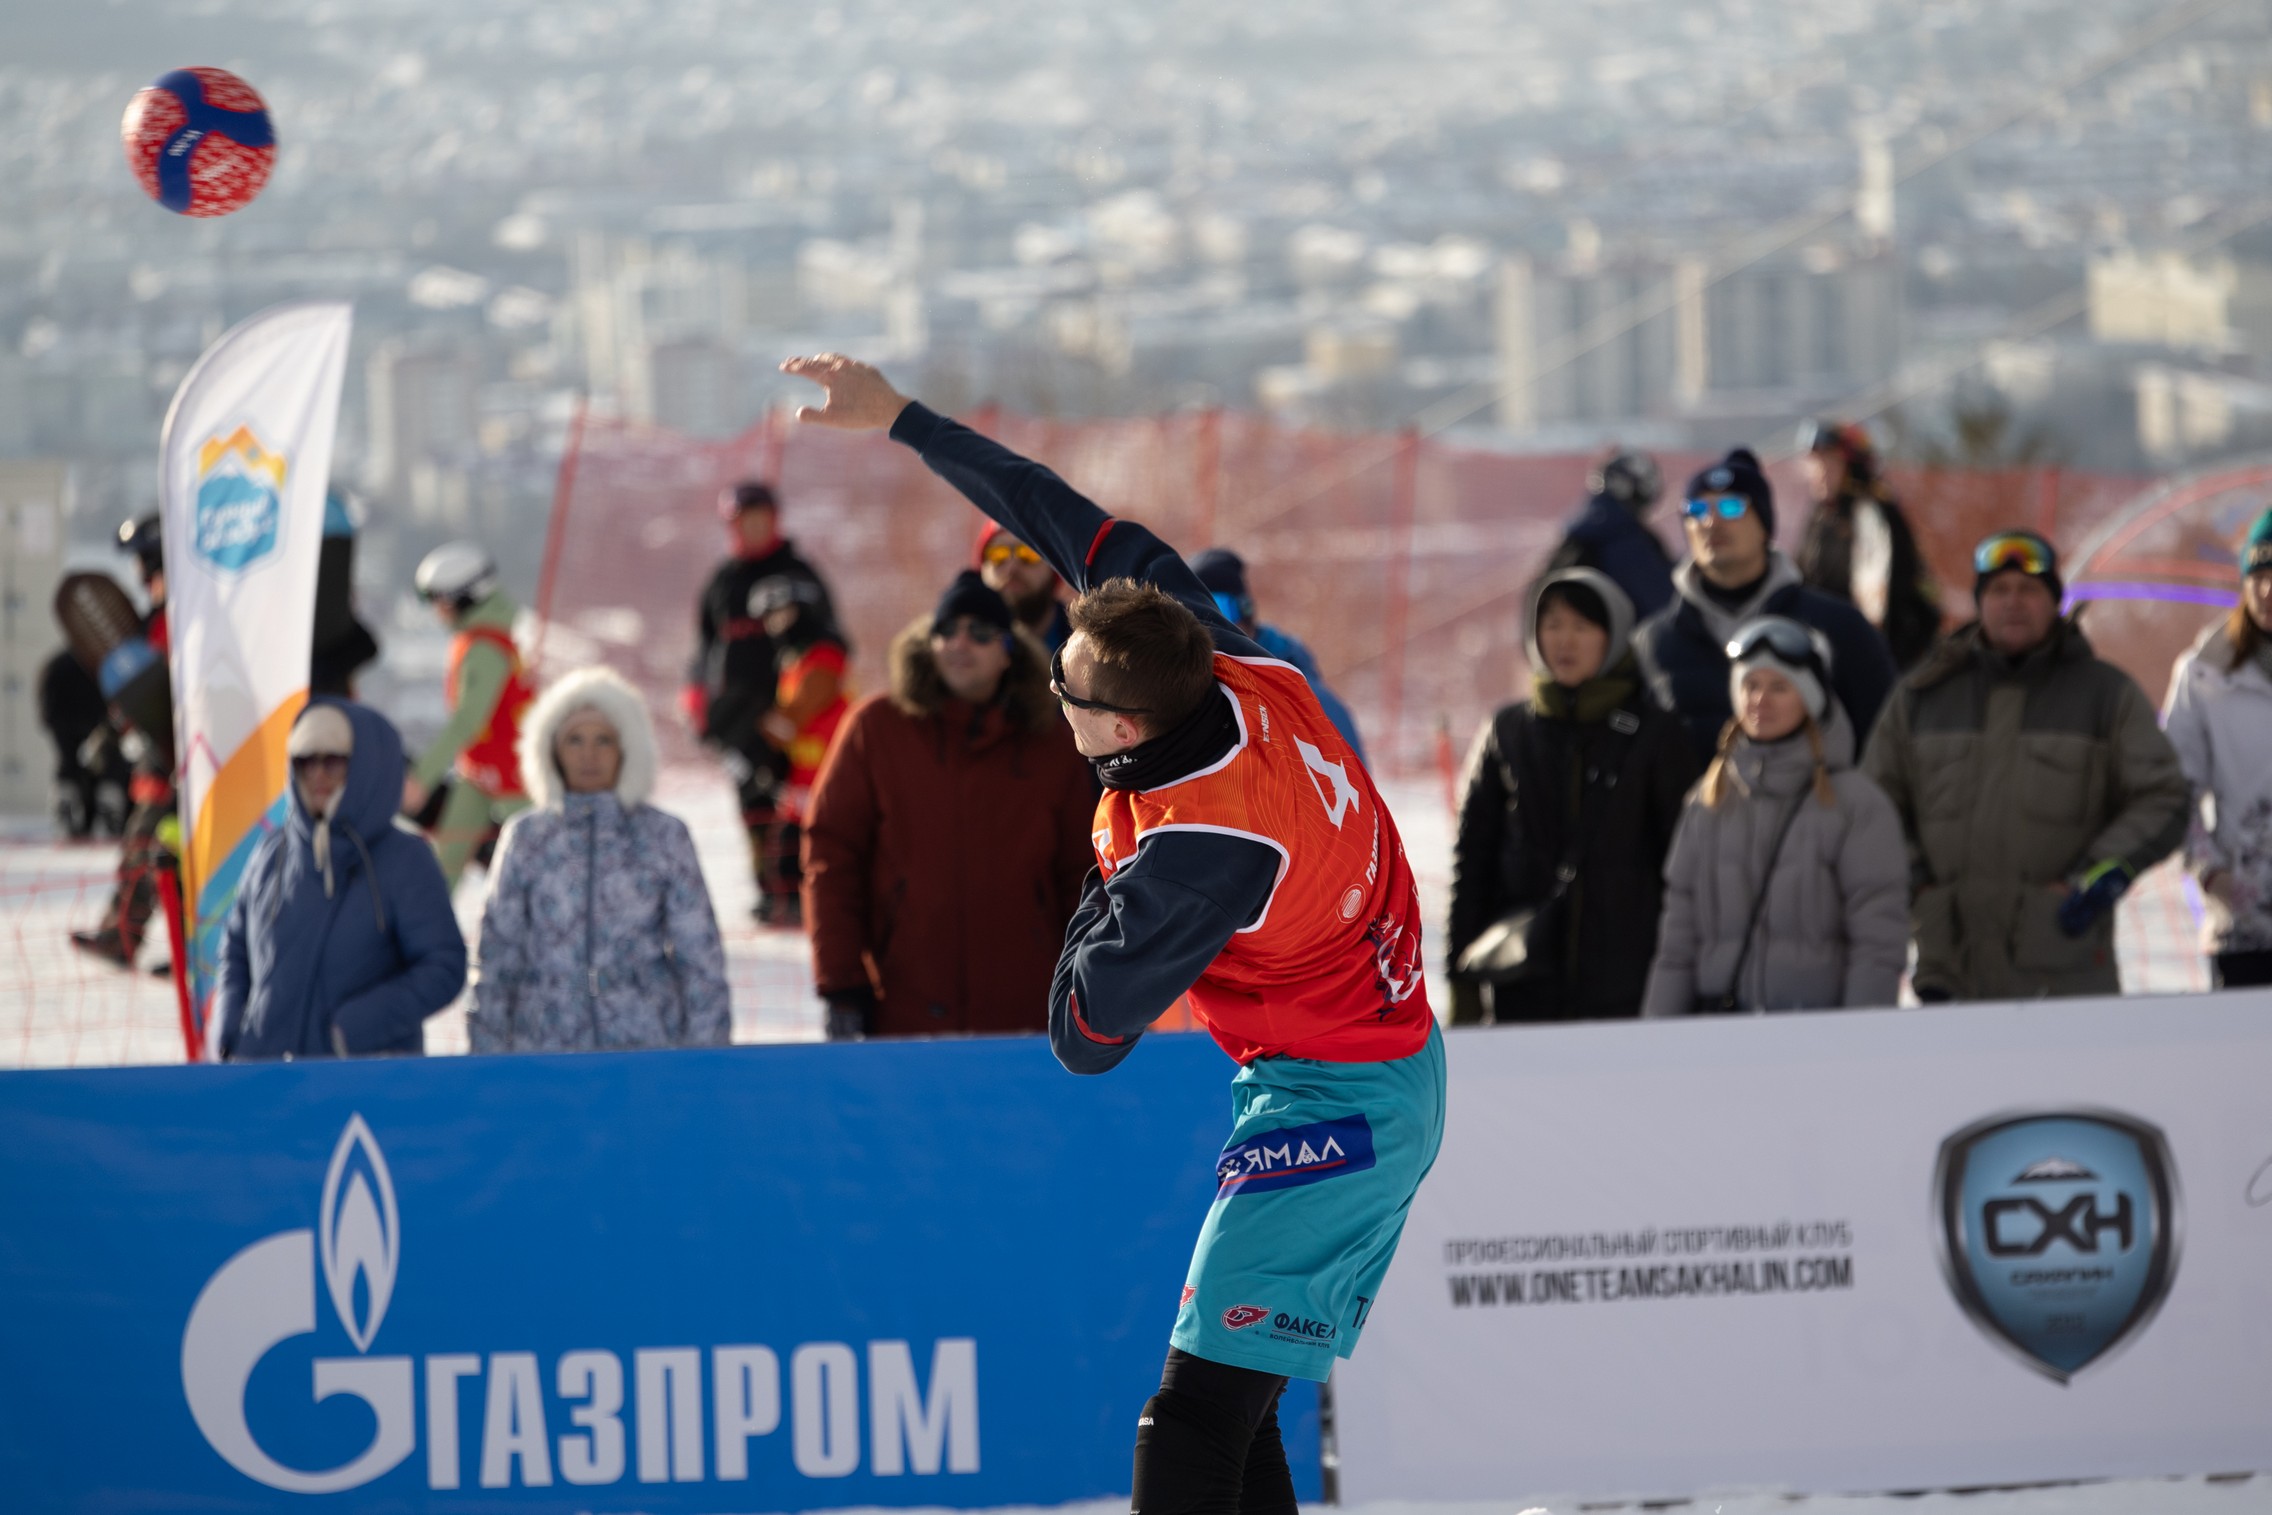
[1542,446,1676,620]
[1643,617,1909,1016]
[684,481,843,924]
[1795,419,1942,671]
[977,522,1072,651]
[310,488,381,698]
[39,647,128,840]
[1635,447,1897,763]
[214,699,466,1059]
[802,571,1094,1039]
[1448,568,1695,1025]
[2161,507,2272,989]
[70,515,177,969]
[467,667,731,1052]
[747,575,853,927]
[1189,546,1368,763]
[1863,531,2189,1002]
[405,542,534,888]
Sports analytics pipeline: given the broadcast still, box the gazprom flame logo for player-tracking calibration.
[320,1115,398,1353]
[193,424,285,573]
[180,1115,413,1492]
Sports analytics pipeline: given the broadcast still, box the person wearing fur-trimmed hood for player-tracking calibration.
[468,666,731,1052]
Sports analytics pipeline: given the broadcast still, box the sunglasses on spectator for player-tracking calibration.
[1051,643,1150,716]
[290,753,349,774]
[981,540,1045,568]
[1682,494,1750,522]
[1972,532,2054,577]
[933,616,1008,644]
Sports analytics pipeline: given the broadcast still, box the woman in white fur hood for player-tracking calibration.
[467,666,732,1052]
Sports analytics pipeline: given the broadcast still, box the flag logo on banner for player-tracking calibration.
[192,425,287,572]
[1934,1110,2181,1384]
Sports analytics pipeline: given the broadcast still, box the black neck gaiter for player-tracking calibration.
[1093,687,1241,792]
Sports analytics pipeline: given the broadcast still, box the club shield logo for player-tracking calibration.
[1934,1109,2180,1384]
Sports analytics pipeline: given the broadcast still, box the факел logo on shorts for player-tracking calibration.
[180,1115,981,1493]
[1934,1109,2180,1384]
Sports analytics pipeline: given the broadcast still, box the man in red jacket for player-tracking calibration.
[801,570,1094,1039]
[784,353,1445,1515]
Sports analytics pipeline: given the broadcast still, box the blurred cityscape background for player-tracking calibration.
[5,0,2272,748]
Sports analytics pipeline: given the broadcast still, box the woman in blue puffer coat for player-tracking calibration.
[215,698,467,1059]
[468,666,731,1052]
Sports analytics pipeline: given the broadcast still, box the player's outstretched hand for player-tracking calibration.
[778,354,910,431]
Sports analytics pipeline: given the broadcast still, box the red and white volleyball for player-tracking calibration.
[120,68,276,218]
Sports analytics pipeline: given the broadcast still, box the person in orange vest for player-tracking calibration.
[783,353,1442,1515]
[406,542,534,888]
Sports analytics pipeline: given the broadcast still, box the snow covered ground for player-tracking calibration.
[720,1479,2272,1515]
[0,767,2213,1069]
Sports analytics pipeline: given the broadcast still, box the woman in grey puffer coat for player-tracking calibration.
[1644,617,1910,1016]
[469,666,732,1051]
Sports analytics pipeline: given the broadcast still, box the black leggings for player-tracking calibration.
[1130,1349,1298,1515]
[2214,950,2272,988]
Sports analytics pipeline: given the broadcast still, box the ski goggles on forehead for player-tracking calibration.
[981,540,1044,568]
[1682,494,1750,522]
[1973,532,2055,577]
[1725,619,1821,666]
[1051,642,1150,716]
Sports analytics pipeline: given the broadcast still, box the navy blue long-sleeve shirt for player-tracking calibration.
[889,401,1283,1073]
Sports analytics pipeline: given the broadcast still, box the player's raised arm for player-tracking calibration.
[780,354,1262,658]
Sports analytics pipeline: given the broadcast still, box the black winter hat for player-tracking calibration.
[1684,448,1776,538]
[1189,547,1247,598]
[932,570,1014,638]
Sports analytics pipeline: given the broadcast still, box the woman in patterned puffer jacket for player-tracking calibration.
[468,666,732,1051]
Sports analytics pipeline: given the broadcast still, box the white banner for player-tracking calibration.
[1334,993,2272,1503]
[160,300,352,1028]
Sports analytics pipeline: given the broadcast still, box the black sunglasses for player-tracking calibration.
[290,753,349,774]
[1051,643,1149,716]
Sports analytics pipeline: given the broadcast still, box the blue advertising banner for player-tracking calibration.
[0,1035,1319,1513]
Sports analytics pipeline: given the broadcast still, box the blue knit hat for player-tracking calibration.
[2244,507,2272,576]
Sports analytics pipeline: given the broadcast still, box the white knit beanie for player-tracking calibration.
[288,704,355,896]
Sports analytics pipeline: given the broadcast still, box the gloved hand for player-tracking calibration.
[2057,860,2133,938]
[823,987,877,1042]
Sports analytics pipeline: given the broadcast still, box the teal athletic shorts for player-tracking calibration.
[1170,1021,1446,1382]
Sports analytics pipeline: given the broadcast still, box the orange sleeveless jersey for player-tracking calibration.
[1090,653,1432,1065]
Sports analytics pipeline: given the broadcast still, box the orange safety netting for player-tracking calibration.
[532,406,2232,766]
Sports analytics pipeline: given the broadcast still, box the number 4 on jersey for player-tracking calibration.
[1296,736,1361,829]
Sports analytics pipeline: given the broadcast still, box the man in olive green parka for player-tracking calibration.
[1863,530,2188,1002]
